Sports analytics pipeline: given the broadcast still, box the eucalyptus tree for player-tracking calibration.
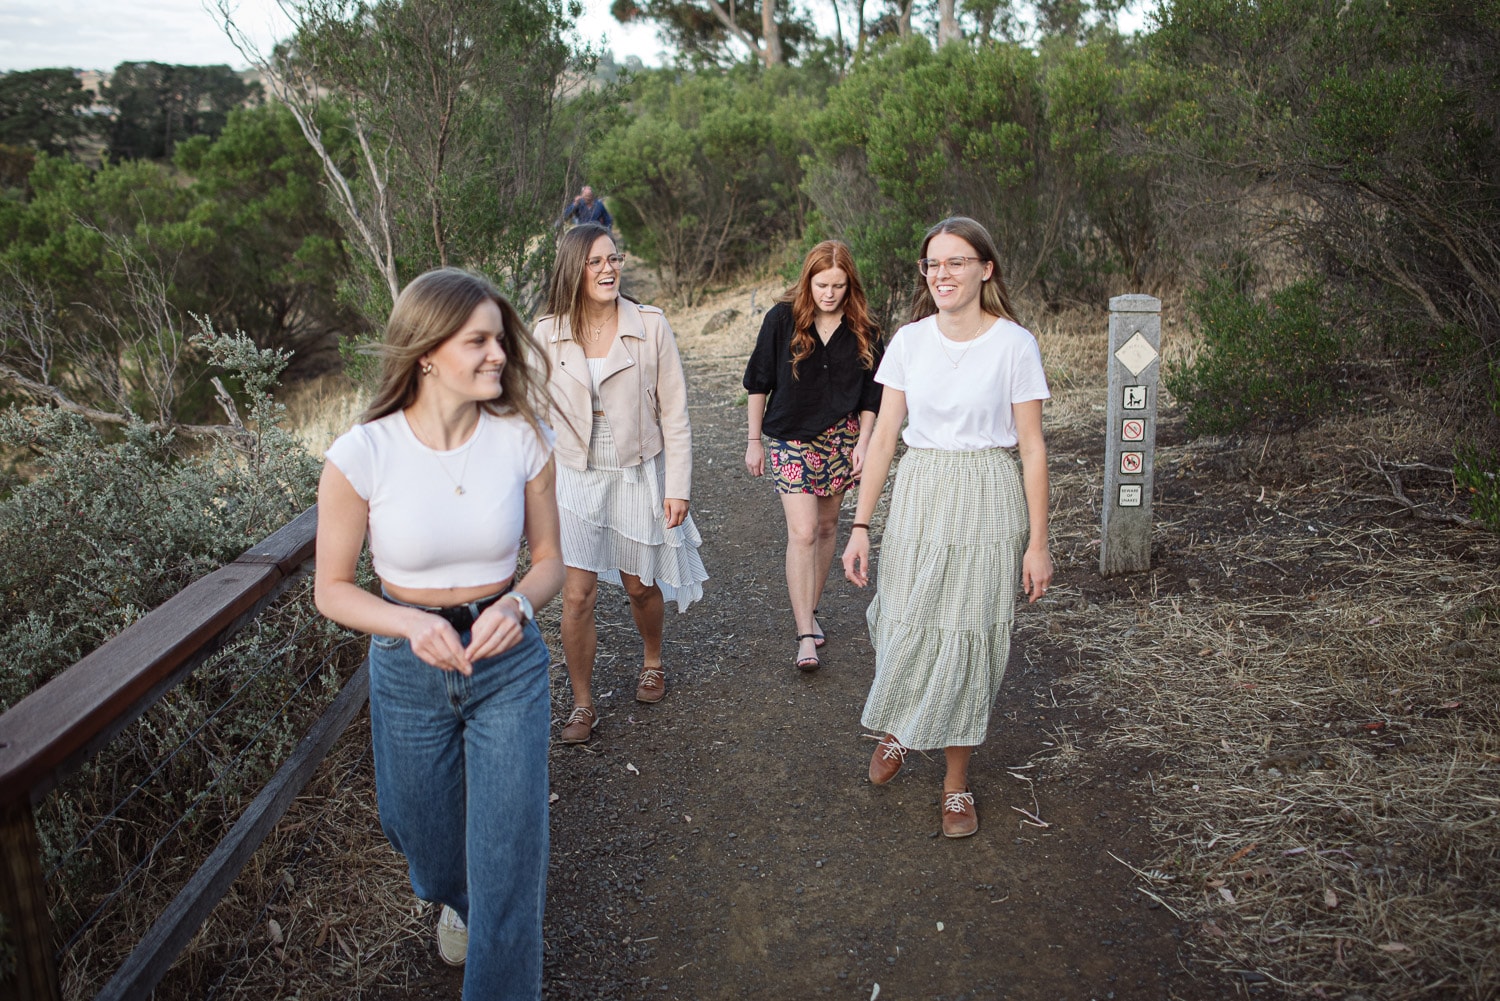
[219,0,598,315]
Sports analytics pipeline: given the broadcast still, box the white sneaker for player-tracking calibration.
[436,905,468,966]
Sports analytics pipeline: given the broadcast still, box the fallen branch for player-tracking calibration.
[1349,453,1482,528]
[1,364,253,445]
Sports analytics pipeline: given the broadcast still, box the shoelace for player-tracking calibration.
[566,706,594,725]
[639,669,664,689]
[440,906,467,932]
[944,790,975,814]
[879,738,907,763]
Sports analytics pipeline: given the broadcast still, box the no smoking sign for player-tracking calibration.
[1121,419,1145,442]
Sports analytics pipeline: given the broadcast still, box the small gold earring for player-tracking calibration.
[420,362,434,376]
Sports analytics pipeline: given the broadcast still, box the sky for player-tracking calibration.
[0,0,1145,75]
[0,0,669,73]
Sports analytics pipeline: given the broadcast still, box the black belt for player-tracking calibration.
[383,585,512,633]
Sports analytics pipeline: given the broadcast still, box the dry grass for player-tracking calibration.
[1027,300,1500,999]
[281,371,367,458]
[185,721,430,999]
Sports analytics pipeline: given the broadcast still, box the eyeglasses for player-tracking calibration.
[917,256,984,276]
[586,254,626,272]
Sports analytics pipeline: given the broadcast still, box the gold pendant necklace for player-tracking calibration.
[583,304,617,343]
[410,414,474,496]
[937,316,988,368]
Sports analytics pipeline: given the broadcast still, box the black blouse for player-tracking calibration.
[742,302,884,441]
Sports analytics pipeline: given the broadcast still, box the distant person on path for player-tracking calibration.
[842,217,1054,839]
[557,184,613,231]
[314,269,563,997]
[743,240,883,672]
[535,222,707,744]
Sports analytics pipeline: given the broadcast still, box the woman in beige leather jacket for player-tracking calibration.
[534,223,708,743]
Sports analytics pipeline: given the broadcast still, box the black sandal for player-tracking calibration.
[812,608,826,648]
[794,633,820,672]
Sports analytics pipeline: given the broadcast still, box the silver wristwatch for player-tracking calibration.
[503,591,534,623]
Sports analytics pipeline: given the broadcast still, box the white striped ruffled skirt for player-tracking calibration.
[556,416,707,612]
[861,446,1029,749]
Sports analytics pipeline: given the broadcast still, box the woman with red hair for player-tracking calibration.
[744,241,883,671]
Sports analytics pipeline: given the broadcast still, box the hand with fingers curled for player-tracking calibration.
[406,612,473,675]
[1022,544,1053,604]
[745,439,765,477]
[465,601,527,663]
[842,530,872,589]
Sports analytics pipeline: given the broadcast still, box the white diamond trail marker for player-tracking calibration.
[1114,332,1159,376]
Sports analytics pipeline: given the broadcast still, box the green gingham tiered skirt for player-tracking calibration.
[861,446,1029,750]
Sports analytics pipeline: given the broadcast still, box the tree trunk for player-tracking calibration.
[936,0,961,45]
[898,0,914,38]
[761,0,784,65]
[831,0,845,71]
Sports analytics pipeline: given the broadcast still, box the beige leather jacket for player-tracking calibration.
[536,299,693,500]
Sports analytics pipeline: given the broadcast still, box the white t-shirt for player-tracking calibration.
[875,314,1050,449]
[324,409,556,589]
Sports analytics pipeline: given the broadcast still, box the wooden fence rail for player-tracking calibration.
[0,505,364,1001]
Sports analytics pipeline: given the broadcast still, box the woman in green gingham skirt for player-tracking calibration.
[843,217,1054,839]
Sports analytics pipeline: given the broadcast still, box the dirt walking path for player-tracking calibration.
[381,306,1193,1001]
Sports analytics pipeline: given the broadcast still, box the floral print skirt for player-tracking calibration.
[767,413,860,497]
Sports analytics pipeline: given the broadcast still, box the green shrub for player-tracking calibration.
[589,65,822,304]
[0,320,320,708]
[1152,0,1500,438]
[801,34,1183,325]
[1454,362,1500,530]
[805,38,1046,326]
[1166,276,1347,435]
[0,320,350,994]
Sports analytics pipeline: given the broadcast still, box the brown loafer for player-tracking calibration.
[560,705,595,744]
[636,667,665,704]
[942,788,979,838]
[868,734,907,785]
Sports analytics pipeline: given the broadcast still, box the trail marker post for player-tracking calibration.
[1101,294,1161,577]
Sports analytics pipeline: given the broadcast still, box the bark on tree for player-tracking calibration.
[936,0,962,45]
[761,0,784,65]
[704,0,783,65]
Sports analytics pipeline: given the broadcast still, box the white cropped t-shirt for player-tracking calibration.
[324,409,556,589]
[876,314,1050,449]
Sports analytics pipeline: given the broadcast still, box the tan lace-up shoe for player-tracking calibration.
[868,734,907,785]
[560,705,595,744]
[942,788,979,838]
[636,667,665,704]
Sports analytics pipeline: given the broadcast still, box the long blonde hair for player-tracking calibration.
[360,268,551,436]
[909,216,1017,325]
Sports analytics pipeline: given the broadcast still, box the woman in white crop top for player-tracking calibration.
[533,223,707,744]
[842,217,1054,840]
[316,268,564,999]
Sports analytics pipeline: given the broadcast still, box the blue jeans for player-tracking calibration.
[368,621,550,1000]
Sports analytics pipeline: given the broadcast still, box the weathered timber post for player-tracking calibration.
[1101,294,1162,577]
[0,801,61,1001]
